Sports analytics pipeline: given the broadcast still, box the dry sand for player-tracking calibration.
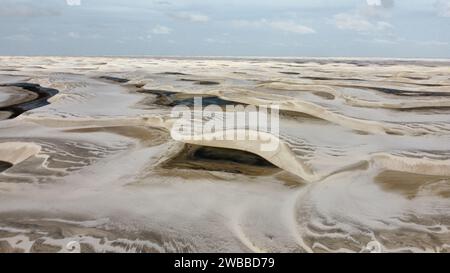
[0,56,449,253]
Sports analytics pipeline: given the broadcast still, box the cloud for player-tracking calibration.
[68,32,80,39]
[334,13,392,33]
[268,21,315,34]
[360,0,395,19]
[435,0,450,17]
[170,11,209,22]
[154,0,171,5]
[66,0,81,6]
[366,0,394,9]
[370,38,398,44]
[231,19,265,28]
[231,19,315,34]
[138,34,153,41]
[333,0,395,35]
[151,25,172,35]
[417,40,449,46]
[373,38,402,45]
[3,34,31,41]
[0,1,60,17]
[204,37,227,45]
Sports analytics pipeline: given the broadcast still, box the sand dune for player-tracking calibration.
[0,56,449,253]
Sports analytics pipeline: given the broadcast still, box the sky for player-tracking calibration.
[0,0,449,58]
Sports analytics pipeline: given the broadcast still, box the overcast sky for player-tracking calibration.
[0,0,449,58]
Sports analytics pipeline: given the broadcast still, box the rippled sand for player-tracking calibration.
[0,56,449,253]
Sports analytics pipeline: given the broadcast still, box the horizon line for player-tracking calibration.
[1,54,450,62]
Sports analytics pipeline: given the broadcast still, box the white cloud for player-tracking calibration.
[334,13,393,33]
[366,0,394,8]
[151,25,172,35]
[231,19,265,28]
[417,40,449,46]
[370,38,398,44]
[343,0,395,24]
[138,34,153,40]
[4,34,31,41]
[68,32,80,39]
[205,37,227,44]
[358,37,448,47]
[268,20,315,34]
[0,1,60,17]
[155,1,171,6]
[171,11,209,22]
[367,0,382,6]
[66,0,81,6]
[231,19,315,34]
[435,0,450,17]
